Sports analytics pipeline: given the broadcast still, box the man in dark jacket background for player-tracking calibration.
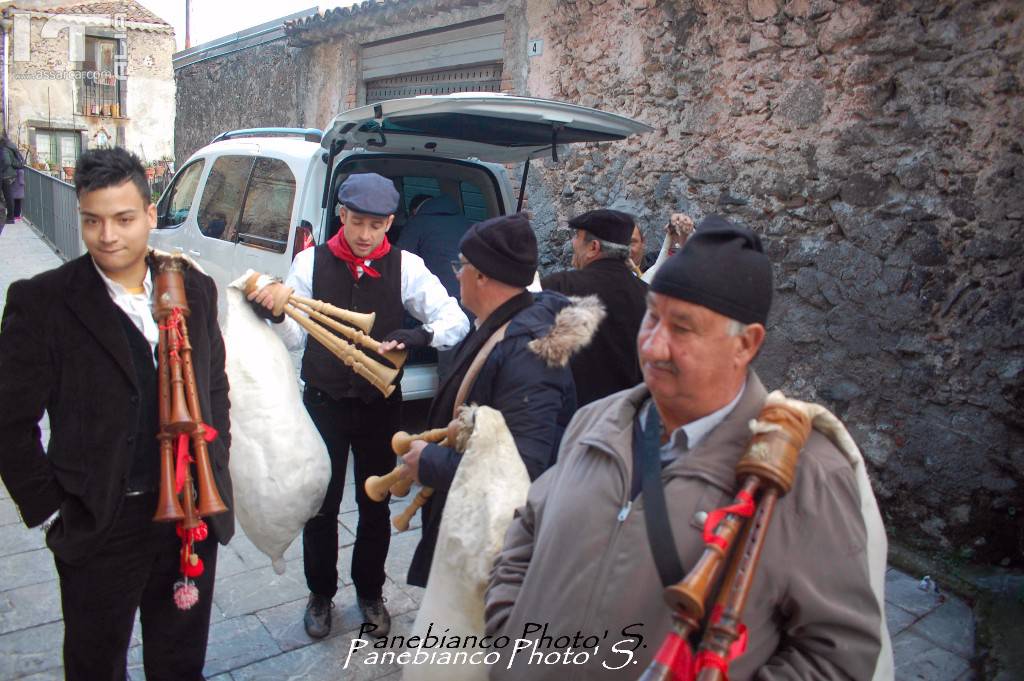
[396,193,476,381]
[398,213,604,589]
[542,209,648,406]
[396,193,474,300]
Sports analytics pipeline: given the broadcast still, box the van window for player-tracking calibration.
[237,158,296,253]
[460,181,488,223]
[403,177,440,212]
[197,155,254,242]
[157,160,204,229]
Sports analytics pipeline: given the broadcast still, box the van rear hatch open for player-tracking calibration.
[322,93,652,164]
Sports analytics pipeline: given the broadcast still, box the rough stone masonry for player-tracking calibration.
[524,0,1023,566]
[173,0,1023,566]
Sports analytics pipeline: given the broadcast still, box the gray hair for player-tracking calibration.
[580,231,630,261]
[726,318,748,336]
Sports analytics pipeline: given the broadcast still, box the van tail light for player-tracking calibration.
[292,222,314,261]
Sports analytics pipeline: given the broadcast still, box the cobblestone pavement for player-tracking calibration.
[0,221,978,680]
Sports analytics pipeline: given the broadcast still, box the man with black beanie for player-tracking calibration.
[486,215,891,681]
[397,212,605,589]
[541,209,648,406]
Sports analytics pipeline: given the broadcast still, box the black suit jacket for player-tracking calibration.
[0,254,233,565]
[541,257,648,406]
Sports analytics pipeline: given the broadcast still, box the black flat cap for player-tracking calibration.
[651,214,773,325]
[337,173,400,217]
[569,209,634,245]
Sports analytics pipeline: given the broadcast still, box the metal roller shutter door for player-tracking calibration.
[362,17,504,104]
[366,63,502,103]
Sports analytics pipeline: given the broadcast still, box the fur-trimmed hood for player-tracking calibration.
[505,291,606,368]
[528,294,606,367]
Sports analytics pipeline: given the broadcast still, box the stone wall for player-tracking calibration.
[174,39,308,162]
[524,0,1023,565]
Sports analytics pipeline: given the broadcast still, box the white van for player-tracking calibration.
[149,93,650,399]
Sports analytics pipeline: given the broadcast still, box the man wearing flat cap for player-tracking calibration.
[249,172,469,639]
[542,209,648,406]
[486,215,891,680]
[397,212,605,589]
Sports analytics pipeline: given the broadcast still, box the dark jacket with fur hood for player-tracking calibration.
[407,290,605,587]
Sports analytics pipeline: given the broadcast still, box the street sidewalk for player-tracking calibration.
[0,220,977,680]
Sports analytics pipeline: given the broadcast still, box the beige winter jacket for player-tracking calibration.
[485,372,884,681]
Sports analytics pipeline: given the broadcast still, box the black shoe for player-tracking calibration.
[304,593,333,639]
[357,596,391,638]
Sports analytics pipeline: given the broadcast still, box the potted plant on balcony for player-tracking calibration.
[63,165,76,181]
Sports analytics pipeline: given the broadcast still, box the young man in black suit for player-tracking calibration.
[0,148,233,681]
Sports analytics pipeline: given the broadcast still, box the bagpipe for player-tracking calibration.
[242,272,407,397]
[400,405,531,681]
[151,253,228,610]
[638,398,813,681]
[365,425,455,532]
[223,271,331,574]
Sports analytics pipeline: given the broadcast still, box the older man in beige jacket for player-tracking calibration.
[485,216,891,681]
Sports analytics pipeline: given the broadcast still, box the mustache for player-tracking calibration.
[643,359,678,375]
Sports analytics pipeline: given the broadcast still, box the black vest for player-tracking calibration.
[114,309,160,493]
[301,244,404,402]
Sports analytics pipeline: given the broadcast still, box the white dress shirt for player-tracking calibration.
[272,246,470,351]
[92,257,158,363]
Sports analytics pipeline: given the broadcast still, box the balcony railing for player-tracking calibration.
[79,79,126,118]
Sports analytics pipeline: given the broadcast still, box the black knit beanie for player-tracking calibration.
[651,215,773,325]
[459,213,538,287]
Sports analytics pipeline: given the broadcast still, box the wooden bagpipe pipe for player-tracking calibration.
[365,421,464,531]
[242,272,407,397]
[151,254,229,609]
[638,398,814,681]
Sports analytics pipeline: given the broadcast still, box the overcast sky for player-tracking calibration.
[135,1,361,52]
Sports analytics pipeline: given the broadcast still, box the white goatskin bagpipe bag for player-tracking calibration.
[403,405,531,681]
[222,272,330,574]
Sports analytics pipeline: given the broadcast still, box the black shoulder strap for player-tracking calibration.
[640,403,686,587]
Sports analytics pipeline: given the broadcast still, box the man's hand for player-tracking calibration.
[400,440,428,483]
[245,281,291,322]
[381,327,432,353]
[667,213,695,253]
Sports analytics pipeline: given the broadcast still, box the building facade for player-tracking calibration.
[2,0,176,171]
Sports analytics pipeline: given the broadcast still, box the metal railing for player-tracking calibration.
[23,167,83,260]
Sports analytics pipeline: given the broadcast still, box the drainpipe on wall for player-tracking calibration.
[1,16,11,135]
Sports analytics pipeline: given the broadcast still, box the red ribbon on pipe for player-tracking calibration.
[702,491,755,550]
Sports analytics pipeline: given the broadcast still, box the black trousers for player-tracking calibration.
[302,386,400,600]
[54,493,219,681]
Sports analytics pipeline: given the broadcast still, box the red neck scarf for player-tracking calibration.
[327,227,391,280]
